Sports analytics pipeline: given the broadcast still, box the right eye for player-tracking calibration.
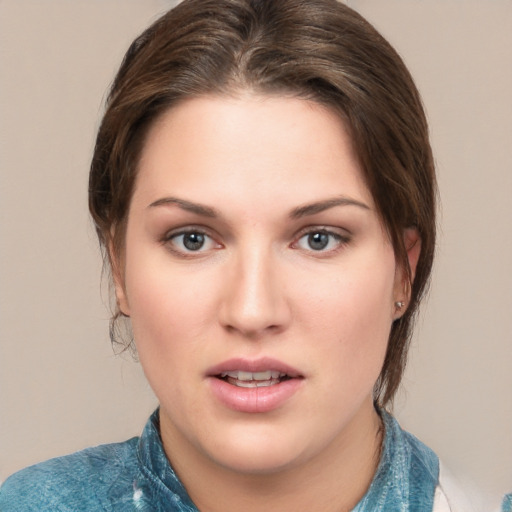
[165,230,220,255]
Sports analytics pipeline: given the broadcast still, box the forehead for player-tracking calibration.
[132,94,374,213]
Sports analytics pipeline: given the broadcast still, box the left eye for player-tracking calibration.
[168,231,217,253]
[295,230,345,252]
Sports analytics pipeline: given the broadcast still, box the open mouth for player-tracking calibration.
[208,361,304,412]
[216,370,292,388]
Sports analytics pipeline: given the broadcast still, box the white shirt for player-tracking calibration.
[433,462,502,512]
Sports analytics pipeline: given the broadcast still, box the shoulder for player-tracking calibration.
[0,437,139,511]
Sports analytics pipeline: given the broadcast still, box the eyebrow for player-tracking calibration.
[148,197,218,217]
[148,195,370,219]
[289,196,370,219]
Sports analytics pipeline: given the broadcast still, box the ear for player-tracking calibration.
[109,241,131,317]
[393,228,421,312]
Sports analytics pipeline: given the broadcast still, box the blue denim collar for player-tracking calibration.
[352,409,439,511]
[502,494,512,512]
[135,408,439,511]
[135,410,198,511]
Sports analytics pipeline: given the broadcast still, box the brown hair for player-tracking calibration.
[89,0,436,406]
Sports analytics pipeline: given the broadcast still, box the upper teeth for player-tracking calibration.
[220,370,284,381]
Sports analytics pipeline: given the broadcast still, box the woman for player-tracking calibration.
[0,0,466,510]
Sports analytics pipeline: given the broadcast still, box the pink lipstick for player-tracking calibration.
[206,357,304,413]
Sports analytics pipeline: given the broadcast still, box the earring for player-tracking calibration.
[395,301,405,309]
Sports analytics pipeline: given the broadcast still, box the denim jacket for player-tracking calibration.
[0,410,439,511]
[502,494,512,512]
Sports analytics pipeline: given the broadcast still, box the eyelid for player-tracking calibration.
[162,225,210,239]
[293,224,351,240]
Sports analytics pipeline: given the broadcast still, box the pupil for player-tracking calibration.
[183,233,205,251]
[308,232,329,250]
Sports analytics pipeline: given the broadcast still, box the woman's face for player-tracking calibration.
[116,95,411,475]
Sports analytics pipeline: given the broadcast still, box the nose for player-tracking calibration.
[219,247,291,339]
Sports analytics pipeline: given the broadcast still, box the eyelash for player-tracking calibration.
[162,226,351,257]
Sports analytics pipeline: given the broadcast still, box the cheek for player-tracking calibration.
[124,261,217,407]
[301,260,395,331]
[296,256,396,378]
[127,269,214,348]
[121,239,210,353]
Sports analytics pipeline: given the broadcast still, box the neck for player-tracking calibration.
[160,403,383,512]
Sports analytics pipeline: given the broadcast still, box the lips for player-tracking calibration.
[206,358,304,413]
[207,357,302,378]
[219,370,288,388]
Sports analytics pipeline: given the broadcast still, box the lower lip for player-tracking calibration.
[208,377,303,413]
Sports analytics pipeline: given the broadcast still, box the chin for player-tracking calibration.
[214,447,304,475]
[201,424,312,475]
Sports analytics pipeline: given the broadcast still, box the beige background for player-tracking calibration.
[1,0,510,505]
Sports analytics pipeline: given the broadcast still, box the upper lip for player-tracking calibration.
[206,357,303,378]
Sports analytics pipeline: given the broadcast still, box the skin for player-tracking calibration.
[114,94,420,512]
